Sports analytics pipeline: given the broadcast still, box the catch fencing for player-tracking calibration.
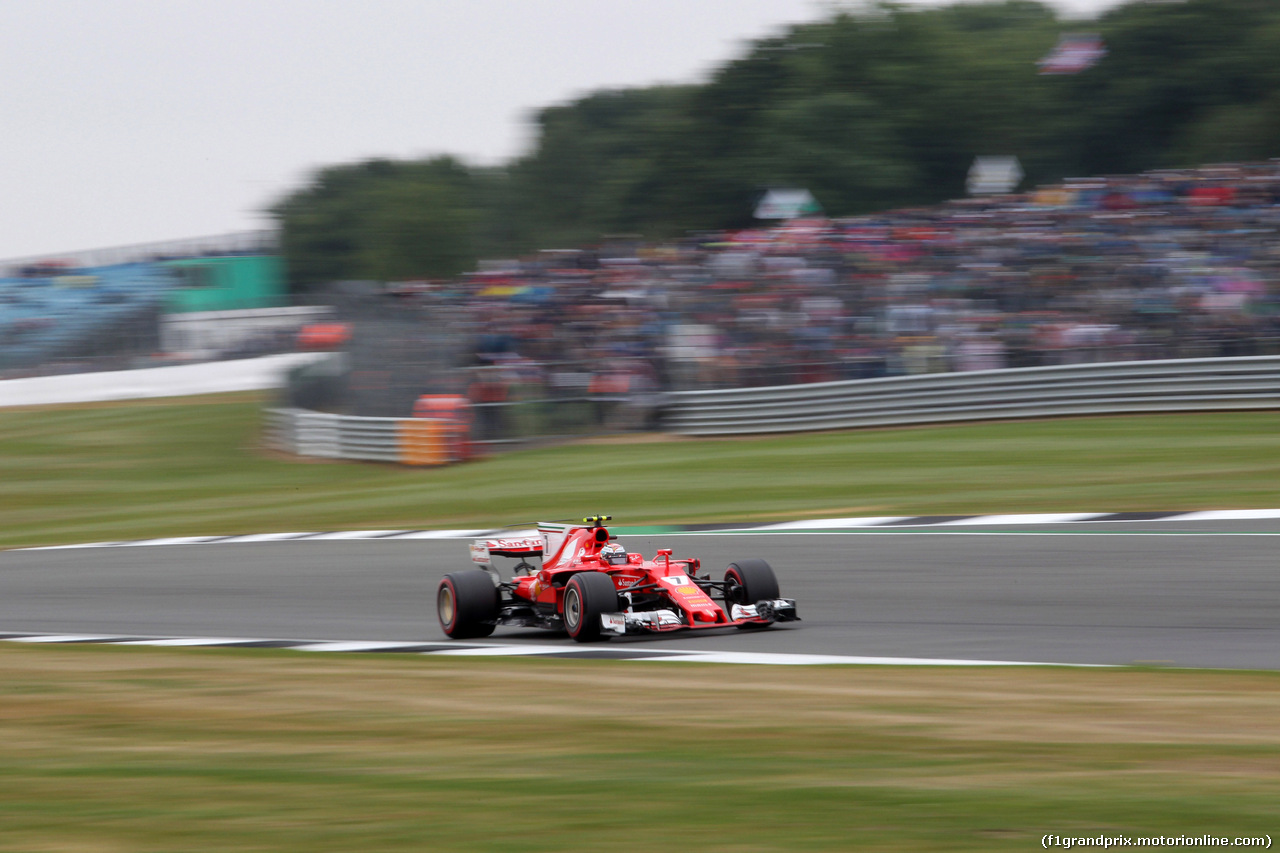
[662,355,1280,435]
[264,356,1280,462]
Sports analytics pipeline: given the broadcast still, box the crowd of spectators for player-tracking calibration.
[375,161,1280,415]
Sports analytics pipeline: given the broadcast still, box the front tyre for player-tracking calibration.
[437,571,499,639]
[563,572,620,643]
[724,559,780,629]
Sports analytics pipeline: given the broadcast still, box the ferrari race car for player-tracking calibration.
[436,516,799,642]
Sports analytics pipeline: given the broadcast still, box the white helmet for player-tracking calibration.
[601,543,627,565]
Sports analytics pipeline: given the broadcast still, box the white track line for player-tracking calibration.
[937,512,1107,526]
[1169,509,1280,521]
[18,542,121,551]
[9,509,1280,552]
[382,529,492,540]
[118,536,227,547]
[752,516,910,530]
[217,532,320,543]
[5,634,116,643]
[0,633,1104,666]
[648,651,1099,667]
[297,530,408,541]
[291,641,441,653]
[727,530,1280,536]
[115,637,265,647]
[430,644,574,657]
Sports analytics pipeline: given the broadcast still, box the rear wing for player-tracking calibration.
[469,518,605,568]
[470,534,543,566]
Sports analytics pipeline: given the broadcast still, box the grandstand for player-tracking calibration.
[0,262,173,373]
[0,230,275,276]
[0,231,292,375]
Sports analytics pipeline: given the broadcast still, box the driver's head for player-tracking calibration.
[601,543,627,565]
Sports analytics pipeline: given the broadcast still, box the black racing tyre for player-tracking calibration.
[563,571,620,643]
[725,559,780,629]
[437,571,499,639]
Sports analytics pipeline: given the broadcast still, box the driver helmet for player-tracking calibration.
[600,543,628,565]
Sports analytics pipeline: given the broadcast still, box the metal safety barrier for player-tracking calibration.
[264,409,459,465]
[661,356,1280,436]
[264,356,1280,460]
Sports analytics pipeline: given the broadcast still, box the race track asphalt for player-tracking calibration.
[2,520,1278,668]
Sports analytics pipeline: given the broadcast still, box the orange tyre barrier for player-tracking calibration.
[397,418,448,466]
[411,395,474,462]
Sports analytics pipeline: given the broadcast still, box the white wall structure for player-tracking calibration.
[0,353,329,408]
[160,306,331,359]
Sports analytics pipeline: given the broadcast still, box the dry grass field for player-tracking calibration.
[1,644,1277,851]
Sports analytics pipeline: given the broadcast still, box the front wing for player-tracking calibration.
[600,598,800,635]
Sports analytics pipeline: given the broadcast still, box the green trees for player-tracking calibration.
[508,86,696,246]
[271,0,1280,293]
[1069,0,1280,172]
[271,157,491,292]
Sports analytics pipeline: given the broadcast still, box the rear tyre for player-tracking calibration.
[563,572,620,643]
[437,571,499,639]
[724,559,780,629]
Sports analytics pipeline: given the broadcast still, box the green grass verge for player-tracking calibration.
[1,644,1278,852]
[1,394,1278,547]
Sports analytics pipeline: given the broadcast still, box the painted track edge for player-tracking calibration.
[0,632,1108,667]
[12,508,1280,551]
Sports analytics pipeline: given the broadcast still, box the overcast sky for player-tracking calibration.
[2,0,1126,261]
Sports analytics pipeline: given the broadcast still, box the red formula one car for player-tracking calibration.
[436,516,799,642]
